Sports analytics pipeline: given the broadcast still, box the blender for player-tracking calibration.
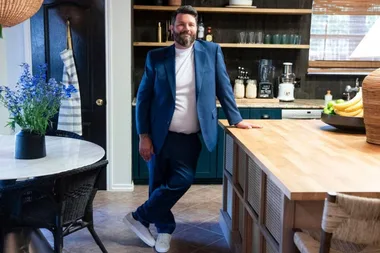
[258,59,275,99]
[277,62,296,102]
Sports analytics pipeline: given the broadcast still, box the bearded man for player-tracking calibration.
[124,5,260,253]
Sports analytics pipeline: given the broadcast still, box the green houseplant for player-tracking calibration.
[0,63,76,159]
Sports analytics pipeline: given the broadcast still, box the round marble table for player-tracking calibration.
[0,134,105,253]
[0,135,105,180]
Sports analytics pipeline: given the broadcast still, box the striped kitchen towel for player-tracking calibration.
[57,49,82,135]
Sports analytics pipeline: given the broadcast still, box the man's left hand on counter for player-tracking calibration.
[235,120,262,129]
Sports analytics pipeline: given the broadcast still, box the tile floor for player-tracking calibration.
[42,185,231,253]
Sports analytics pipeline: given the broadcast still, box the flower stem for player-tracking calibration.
[0,24,2,39]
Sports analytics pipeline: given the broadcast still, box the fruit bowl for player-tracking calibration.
[321,112,365,132]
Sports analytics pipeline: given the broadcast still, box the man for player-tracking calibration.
[124,5,260,253]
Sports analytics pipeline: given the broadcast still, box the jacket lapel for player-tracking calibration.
[194,41,205,100]
[164,44,176,101]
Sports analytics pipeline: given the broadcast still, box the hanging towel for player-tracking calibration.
[57,48,83,135]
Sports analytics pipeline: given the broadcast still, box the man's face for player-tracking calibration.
[172,13,197,48]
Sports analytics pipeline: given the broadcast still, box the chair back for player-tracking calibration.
[322,192,380,245]
[55,160,108,224]
[1,160,107,228]
[45,129,83,140]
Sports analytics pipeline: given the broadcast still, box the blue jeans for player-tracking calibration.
[134,131,202,234]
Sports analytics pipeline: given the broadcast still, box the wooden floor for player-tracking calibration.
[41,185,231,253]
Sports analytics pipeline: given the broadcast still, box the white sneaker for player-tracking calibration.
[155,233,172,253]
[123,212,155,247]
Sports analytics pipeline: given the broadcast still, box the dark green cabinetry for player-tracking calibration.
[132,106,282,184]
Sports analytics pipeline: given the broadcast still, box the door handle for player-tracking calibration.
[261,114,270,119]
[96,99,104,106]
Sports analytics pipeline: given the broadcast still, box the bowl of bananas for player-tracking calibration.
[321,88,365,132]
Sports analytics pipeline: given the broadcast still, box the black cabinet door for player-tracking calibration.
[31,0,107,188]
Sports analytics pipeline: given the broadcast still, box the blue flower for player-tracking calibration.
[0,63,77,135]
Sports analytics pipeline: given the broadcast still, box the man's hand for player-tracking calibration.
[235,120,262,129]
[139,134,154,161]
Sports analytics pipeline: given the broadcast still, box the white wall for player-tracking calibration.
[0,22,30,135]
[0,32,8,134]
[106,0,133,191]
[0,2,134,191]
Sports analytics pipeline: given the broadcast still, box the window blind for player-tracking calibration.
[309,0,380,66]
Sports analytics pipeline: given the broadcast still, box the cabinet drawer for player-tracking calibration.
[237,147,247,192]
[225,134,234,175]
[251,109,282,120]
[265,177,282,243]
[247,158,262,215]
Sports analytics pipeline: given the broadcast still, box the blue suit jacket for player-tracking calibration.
[136,40,242,154]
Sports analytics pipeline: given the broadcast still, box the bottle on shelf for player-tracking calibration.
[197,15,204,40]
[157,22,162,43]
[205,27,213,42]
[324,90,332,106]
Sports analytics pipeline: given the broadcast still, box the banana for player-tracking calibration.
[335,108,362,117]
[333,89,362,111]
[355,110,364,118]
[344,100,363,112]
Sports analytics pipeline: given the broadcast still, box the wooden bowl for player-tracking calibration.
[321,113,365,132]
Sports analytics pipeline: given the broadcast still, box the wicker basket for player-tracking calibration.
[362,68,380,145]
[0,0,43,27]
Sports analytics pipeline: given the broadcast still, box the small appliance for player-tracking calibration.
[277,62,296,102]
[258,59,275,98]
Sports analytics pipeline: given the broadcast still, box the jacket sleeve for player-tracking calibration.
[215,45,243,125]
[136,51,155,135]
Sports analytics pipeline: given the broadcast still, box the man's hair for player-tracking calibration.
[171,5,198,26]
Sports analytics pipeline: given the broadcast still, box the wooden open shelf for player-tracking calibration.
[133,5,312,15]
[133,42,310,49]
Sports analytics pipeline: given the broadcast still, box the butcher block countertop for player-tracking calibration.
[219,119,380,201]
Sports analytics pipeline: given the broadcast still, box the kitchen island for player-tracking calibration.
[218,119,380,253]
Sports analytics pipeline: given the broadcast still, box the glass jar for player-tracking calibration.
[234,79,245,99]
[246,79,257,99]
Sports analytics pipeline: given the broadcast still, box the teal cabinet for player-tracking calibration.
[132,106,282,184]
[132,108,150,181]
[195,138,217,179]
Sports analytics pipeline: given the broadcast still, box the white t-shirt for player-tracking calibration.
[169,45,200,134]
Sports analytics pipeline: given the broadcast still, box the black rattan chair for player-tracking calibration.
[0,189,7,253]
[45,129,83,140]
[2,160,108,253]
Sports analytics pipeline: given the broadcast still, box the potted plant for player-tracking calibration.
[0,63,77,159]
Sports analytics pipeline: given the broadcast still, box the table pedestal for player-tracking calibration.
[3,228,53,253]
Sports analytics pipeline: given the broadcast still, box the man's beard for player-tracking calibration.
[173,30,195,47]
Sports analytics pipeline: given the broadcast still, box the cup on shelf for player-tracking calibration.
[248,31,255,44]
[264,34,271,44]
[289,34,296,44]
[238,31,247,44]
[281,34,289,44]
[256,31,264,44]
[272,34,280,44]
[294,35,302,44]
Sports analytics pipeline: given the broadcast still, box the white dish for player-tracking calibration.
[229,0,253,6]
[226,5,257,8]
